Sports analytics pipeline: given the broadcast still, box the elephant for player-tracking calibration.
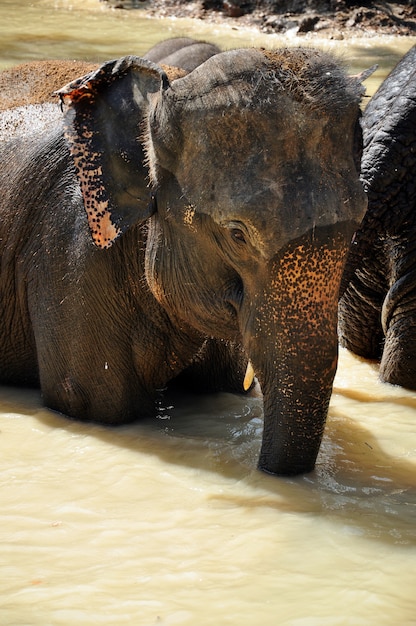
[0,47,367,476]
[338,45,416,390]
[141,36,221,71]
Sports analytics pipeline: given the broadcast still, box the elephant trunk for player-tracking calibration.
[245,225,351,476]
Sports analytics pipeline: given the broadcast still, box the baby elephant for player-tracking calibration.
[339,45,416,390]
[0,46,367,475]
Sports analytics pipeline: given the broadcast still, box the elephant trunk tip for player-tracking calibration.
[257,445,319,477]
[257,458,317,477]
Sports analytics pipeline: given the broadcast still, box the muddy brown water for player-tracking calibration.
[0,1,415,624]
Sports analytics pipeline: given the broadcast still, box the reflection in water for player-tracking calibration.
[0,1,415,624]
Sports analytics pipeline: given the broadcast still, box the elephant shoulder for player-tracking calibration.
[0,102,63,144]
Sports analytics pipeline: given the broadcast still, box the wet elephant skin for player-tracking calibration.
[0,45,367,475]
[339,45,416,390]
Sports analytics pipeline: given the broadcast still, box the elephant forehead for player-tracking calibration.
[171,106,359,254]
[168,46,361,115]
[169,86,356,186]
[175,100,301,180]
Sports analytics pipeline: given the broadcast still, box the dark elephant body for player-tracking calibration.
[0,46,366,475]
[0,103,246,415]
[143,36,220,71]
[0,39,237,418]
[339,45,416,389]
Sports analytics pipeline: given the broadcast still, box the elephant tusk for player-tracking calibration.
[243,360,255,391]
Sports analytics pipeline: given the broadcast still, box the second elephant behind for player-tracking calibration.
[339,45,416,390]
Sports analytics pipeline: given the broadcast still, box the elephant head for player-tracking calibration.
[57,48,367,475]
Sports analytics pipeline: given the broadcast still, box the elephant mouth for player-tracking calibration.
[183,278,244,341]
[223,297,239,321]
[224,278,244,317]
[207,301,241,341]
[179,294,242,342]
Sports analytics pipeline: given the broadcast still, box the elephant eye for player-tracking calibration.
[230,227,247,245]
[224,220,250,247]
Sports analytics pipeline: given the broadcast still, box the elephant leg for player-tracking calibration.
[32,311,154,424]
[381,314,416,389]
[338,240,389,360]
[338,282,385,360]
[379,263,416,389]
[0,294,39,386]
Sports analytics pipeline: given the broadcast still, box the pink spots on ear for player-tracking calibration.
[63,116,121,249]
[75,157,121,249]
[89,206,121,249]
[57,83,96,106]
[58,73,123,249]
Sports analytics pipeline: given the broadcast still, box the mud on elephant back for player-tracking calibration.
[0,42,368,476]
[339,45,416,391]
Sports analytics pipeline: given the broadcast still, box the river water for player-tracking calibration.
[0,1,415,624]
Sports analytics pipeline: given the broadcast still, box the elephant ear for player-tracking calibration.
[56,56,168,249]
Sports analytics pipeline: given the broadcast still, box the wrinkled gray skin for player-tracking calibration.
[143,36,220,71]
[339,45,416,390]
[0,46,366,475]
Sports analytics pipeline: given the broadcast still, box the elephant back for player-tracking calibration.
[360,45,416,233]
